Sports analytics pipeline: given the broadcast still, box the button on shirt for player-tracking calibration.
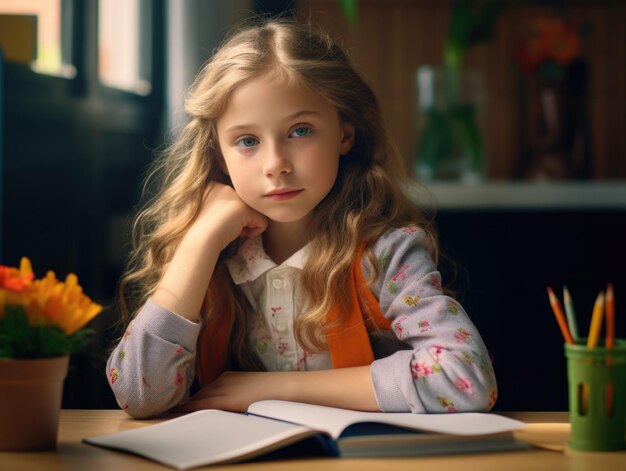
[225,237,333,372]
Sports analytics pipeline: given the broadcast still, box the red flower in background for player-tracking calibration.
[517,18,582,77]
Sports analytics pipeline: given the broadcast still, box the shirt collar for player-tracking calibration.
[225,236,309,284]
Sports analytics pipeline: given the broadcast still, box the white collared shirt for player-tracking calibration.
[225,237,333,372]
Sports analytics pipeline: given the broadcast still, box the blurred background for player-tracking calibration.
[0,0,624,412]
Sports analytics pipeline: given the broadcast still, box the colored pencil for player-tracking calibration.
[547,286,574,344]
[606,283,615,349]
[605,284,615,415]
[587,291,605,348]
[563,286,579,341]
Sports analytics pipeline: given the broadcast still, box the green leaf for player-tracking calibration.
[466,1,508,46]
[0,307,94,359]
[446,0,508,55]
[448,0,472,49]
[338,0,359,30]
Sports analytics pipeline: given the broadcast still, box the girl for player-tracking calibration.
[107,19,497,419]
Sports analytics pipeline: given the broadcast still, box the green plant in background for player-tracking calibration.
[416,0,508,182]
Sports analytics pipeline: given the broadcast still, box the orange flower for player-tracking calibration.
[0,257,34,292]
[0,258,35,316]
[0,257,102,335]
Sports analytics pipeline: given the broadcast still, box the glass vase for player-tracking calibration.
[414,66,487,184]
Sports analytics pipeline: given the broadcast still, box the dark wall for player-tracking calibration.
[1,2,164,409]
[2,72,162,409]
[436,209,626,411]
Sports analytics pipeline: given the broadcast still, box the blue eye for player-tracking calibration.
[290,126,312,138]
[236,136,258,148]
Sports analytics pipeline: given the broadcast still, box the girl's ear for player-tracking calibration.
[339,123,356,155]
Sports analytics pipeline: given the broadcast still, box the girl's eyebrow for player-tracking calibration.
[225,110,321,133]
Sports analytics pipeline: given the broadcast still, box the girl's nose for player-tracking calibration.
[263,143,292,177]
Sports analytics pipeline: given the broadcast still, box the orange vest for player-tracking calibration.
[196,247,392,386]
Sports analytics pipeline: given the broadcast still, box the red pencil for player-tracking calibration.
[606,283,615,349]
[606,283,615,416]
[547,286,575,344]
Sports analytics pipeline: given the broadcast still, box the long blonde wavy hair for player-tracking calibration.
[118,18,437,371]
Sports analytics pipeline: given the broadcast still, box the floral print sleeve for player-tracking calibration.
[106,299,200,418]
[368,226,498,413]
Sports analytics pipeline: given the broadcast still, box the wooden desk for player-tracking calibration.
[0,410,624,471]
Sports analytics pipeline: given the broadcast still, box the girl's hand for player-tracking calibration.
[185,183,268,251]
[152,183,267,322]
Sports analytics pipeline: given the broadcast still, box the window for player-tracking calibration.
[0,0,74,77]
[1,0,160,97]
[98,0,152,95]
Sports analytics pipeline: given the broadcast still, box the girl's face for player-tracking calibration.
[216,74,354,226]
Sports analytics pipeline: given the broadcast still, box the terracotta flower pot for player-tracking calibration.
[0,355,69,451]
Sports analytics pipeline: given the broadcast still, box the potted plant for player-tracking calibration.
[0,257,102,451]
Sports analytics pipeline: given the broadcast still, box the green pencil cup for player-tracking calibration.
[564,339,626,451]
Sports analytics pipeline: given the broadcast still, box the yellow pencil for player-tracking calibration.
[587,291,605,348]
[580,290,605,415]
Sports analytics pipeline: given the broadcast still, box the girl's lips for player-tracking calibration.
[264,189,303,201]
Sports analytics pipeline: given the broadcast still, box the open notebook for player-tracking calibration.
[84,400,528,469]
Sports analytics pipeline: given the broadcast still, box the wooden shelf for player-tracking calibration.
[407,181,626,210]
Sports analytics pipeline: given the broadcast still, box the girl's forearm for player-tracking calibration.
[174,366,380,413]
[284,366,380,411]
[152,229,222,323]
